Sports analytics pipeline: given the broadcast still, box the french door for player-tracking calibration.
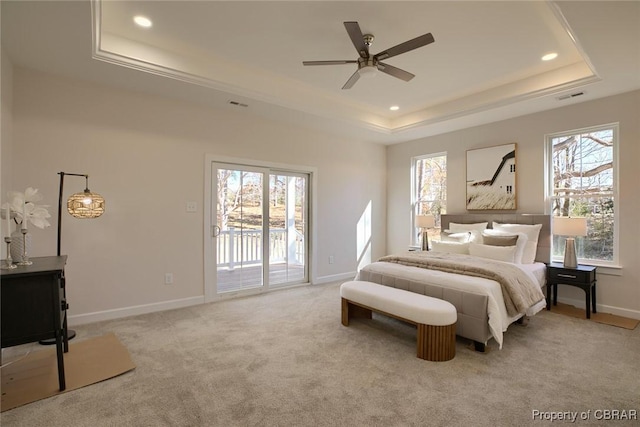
[209,161,308,297]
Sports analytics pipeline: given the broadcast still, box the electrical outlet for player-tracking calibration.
[328,256,334,264]
[164,273,174,285]
[186,202,197,213]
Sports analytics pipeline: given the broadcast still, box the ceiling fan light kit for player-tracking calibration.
[358,66,377,78]
[357,57,378,78]
[303,21,434,89]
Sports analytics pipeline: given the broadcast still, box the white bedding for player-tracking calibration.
[355,260,547,348]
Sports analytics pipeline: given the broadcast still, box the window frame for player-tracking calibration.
[411,151,447,247]
[544,123,619,267]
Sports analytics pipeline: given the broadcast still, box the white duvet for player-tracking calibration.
[355,260,547,348]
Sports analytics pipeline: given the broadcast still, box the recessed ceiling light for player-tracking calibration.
[134,16,152,28]
[542,52,558,61]
[389,105,400,111]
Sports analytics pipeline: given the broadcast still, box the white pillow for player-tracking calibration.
[469,243,517,263]
[492,222,542,264]
[448,222,488,232]
[431,241,470,255]
[440,231,471,243]
[482,230,528,264]
[448,222,488,243]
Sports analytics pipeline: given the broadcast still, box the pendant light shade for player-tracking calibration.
[67,189,105,219]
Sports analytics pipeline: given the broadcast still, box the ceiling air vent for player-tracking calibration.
[228,100,249,108]
[557,91,585,101]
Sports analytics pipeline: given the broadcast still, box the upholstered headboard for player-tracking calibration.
[441,214,551,263]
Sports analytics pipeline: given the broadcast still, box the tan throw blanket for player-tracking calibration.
[378,251,544,317]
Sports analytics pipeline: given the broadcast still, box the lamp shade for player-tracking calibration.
[554,216,587,237]
[67,190,105,219]
[415,214,435,229]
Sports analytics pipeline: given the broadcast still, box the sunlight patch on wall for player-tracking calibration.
[357,201,372,271]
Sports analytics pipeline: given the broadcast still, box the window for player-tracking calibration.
[412,153,447,246]
[546,124,618,265]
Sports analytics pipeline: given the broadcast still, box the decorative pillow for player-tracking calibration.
[431,241,470,255]
[441,231,471,243]
[448,222,488,243]
[469,242,517,263]
[481,234,518,246]
[482,230,528,264]
[492,222,542,264]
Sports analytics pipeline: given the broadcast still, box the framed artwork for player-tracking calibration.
[466,143,516,210]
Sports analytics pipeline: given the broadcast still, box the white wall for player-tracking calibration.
[1,45,13,259]
[8,64,639,321]
[9,68,386,323]
[387,90,640,318]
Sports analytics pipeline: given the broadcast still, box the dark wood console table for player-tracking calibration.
[1,256,69,390]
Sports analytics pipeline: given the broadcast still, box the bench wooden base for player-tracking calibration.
[342,298,456,362]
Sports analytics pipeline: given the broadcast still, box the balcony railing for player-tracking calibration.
[217,227,305,269]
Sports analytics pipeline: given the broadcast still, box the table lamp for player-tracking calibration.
[553,216,587,269]
[416,214,435,251]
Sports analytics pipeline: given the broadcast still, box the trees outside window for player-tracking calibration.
[412,153,446,246]
[547,124,618,264]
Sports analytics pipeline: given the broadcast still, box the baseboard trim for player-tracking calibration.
[68,296,205,326]
[314,271,356,285]
[67,284,640,326]
[68,274,354,326]
[557,296,640,320]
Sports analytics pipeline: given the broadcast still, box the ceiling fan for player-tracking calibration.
[303,21,435,89]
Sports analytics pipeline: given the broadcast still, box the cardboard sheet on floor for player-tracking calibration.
[1,332,135,412]
[550,302,639,330]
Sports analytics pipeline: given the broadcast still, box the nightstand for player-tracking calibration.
[546,262,597,319]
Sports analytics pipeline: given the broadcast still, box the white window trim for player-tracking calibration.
[411,151,447,247]
[544,123,620,268]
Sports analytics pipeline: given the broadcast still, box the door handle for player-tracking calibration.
[212,225,221,237]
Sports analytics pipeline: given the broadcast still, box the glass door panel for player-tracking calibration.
[210,162,309,296]
[268,173,308,286]
[214,166,265,293]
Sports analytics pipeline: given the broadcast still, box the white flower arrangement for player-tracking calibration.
[3,187,51,229]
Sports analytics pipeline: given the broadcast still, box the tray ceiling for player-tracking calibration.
[2,1,639,143]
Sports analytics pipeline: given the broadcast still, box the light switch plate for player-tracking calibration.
[186,202,197,213]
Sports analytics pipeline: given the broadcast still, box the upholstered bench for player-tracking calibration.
[340,280,457,361]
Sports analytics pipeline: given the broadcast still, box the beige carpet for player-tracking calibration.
[549,302,639,330]
[1,282,639,426]
[1,333,135,412]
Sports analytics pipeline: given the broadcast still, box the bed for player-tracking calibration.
[355,214,551,351]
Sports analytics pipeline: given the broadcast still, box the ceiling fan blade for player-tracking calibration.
[377,62,415,82]
[342,70,360,90]
[303,60,358,66]
[374,33,435,61]
[344,21,369,58]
